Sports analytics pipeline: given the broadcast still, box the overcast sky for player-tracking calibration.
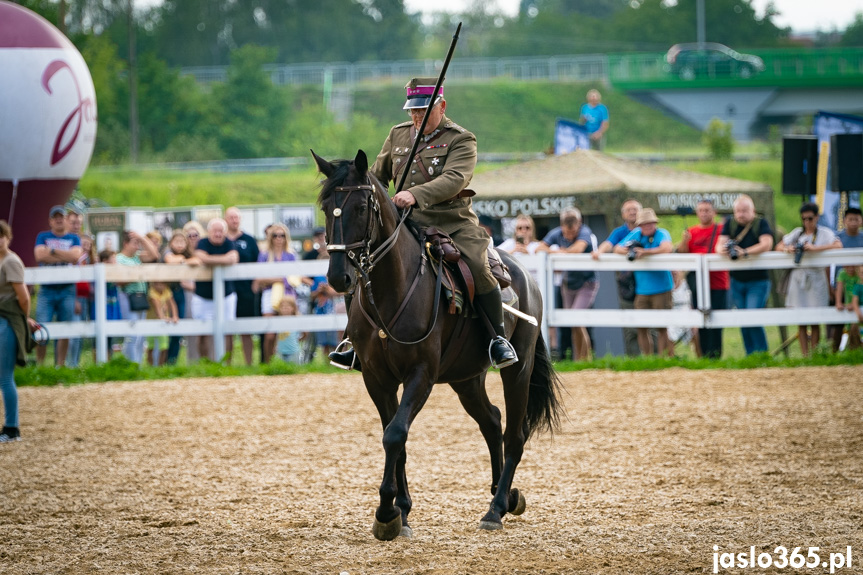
[403,0,863,33]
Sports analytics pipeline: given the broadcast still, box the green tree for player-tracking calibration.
[213,45,290,158]
[609,0,787,50]
[136,53,212,155]
[484,8,610,56]
[79,33,130,164]
[151,0,417,66]
[527,0,626,20]
[840,12,863,46]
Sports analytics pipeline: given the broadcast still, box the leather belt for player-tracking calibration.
[442,188,476,203]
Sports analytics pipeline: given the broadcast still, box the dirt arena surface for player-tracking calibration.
[0,367,861,575]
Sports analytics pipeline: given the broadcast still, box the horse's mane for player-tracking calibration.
[316,159,353,208]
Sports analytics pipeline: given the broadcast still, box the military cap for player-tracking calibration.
[403,77,444,110]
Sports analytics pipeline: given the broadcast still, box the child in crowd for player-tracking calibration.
[146,230,165,257]
[836,265,862,351]
[146,280,178,366]
[668,269,699,357]
[854,273,863,326]
[275,295,301,363]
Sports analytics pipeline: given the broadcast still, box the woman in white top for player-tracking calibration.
[497,214,541,255]
[776,202,842,356]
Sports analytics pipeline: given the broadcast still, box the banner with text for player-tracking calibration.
[813,110,863,230]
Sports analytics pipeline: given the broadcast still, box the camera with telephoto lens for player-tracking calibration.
[625,240,643,261]
[793,241,805,265]
[726,239,740,261]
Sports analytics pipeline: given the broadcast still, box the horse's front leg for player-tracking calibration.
[372,371,435,541]
[479,362,531,530]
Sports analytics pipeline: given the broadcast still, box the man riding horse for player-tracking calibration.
[329,77,518,371]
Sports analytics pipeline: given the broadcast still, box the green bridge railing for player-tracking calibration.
[609,47,863,90]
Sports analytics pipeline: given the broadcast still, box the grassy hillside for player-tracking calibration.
[350,80,703,153]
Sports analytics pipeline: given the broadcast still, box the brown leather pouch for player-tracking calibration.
[487,247,512,289]
[424,227,461,263]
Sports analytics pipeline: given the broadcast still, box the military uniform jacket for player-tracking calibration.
[371,115,479,234]
[371,115,497,292]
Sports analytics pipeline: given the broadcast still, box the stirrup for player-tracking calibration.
[329,338,358,371]
[489,336,518,370]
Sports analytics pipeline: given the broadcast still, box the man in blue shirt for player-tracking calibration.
[33,205,82,366]
[594,198,642,356]
[579,89,609,151]
[614,208,674,357]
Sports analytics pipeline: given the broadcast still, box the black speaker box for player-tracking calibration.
[782,136,818,196]
[830,133,863,192]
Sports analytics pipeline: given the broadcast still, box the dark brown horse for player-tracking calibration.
[313,149,563,540]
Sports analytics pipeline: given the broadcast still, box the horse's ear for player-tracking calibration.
[311,149,336,178]
[354,149,368,176]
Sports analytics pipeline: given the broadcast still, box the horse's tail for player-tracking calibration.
[525,331,565,439]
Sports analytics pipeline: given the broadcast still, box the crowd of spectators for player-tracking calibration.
[499,196,860,360]
[24,205,341,368]
[17,197,863,369]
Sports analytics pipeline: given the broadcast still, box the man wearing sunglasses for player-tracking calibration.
[328,77,517,371]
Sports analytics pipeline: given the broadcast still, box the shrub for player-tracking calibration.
[703,117,734,160]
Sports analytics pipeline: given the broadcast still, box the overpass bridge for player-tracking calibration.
[181,47,863,140]
[609,48,863,140]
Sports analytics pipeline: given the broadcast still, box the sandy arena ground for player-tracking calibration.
[0,366,861,574]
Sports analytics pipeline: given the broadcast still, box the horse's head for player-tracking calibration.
[313,149,388,294]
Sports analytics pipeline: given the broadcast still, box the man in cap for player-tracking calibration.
[328,77,518,370]
[303,227,328,261]
[613,208,674,356]
[33,205,83,366]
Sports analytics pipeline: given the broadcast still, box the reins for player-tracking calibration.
[326,178,445,345]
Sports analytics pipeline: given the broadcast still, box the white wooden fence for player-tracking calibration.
[22,248,863,364]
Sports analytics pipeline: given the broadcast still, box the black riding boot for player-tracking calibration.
[475,287,518,369]
[328,294,361,371]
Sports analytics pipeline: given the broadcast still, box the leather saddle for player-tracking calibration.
[419,226,515,316]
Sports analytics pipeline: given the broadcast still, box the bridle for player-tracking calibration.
[325,176,444,345]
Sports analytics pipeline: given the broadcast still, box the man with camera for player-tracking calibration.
[677,199,729,358]
[613,208,674,357]
[593,198,643,356]
[776,202,841,356]
[716,194,774,355]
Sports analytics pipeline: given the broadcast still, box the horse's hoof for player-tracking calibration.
[478,519,503,531]
[399,525,413,539]
[372,510,403,541]
[509,489,527,516]
[478,510,503,531]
